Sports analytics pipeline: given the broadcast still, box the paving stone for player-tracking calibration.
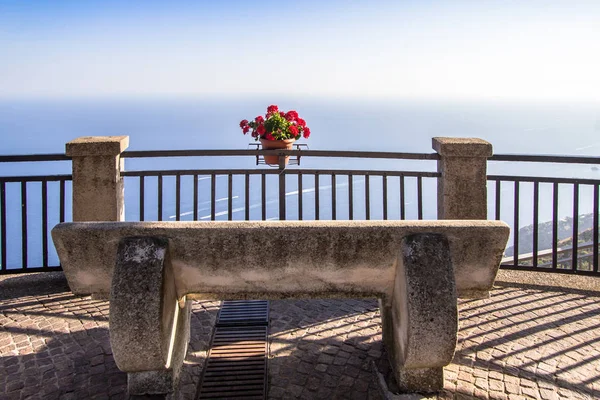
[2,273,600,399]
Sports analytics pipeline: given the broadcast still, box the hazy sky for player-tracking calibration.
[1,0,599,101]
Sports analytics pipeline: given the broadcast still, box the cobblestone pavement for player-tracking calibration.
[1,273,599,399]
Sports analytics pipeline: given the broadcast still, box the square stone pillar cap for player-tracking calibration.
[432,137,492,157]
[66,136,130,157]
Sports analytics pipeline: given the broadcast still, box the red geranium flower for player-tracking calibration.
[285,111,298,121]
[267,105,278,113]
[289,125,298,136]
[239,119,248,128]
[264,132,275,141]
[255,115,264,124]
[303,127,311,139]
[242,126,250,134]
[256,124,266,135]
[297,118,306,127]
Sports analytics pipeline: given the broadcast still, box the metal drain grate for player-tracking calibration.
[197,301,269,399]
[216,300,269,327]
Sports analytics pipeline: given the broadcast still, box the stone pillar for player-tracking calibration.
[66,136,129,222]
[433,137,492,219]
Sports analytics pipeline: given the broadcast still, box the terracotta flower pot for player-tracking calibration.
[260,138,295,166]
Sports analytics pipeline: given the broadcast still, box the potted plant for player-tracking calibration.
[240,104,311,165]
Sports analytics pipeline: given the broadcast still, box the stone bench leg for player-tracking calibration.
[109,237,191,396]
[380,233,458,392]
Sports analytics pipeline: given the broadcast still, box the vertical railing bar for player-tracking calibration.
[382,175,388,220]
[193,174,199,221]
[332,174,336,220]
[261,173,266,221]
[348,174,354,220]
[139,176,145,221]
[298,173,303,221]
[365,174,370,220]
[552,182,559,270]
[42,180,48,268]
[245,174,250,221]
[400,175,405,220]
[593,184,599,273]
[228,174,233,221]
[417,176,423,220]
[279,171,285,221]
[21,181,27,269]
[315,173,320,220]
[211,173,216,221]
[532,181,539,268]
[572,184,579,271]
[495,179,501,220]
[513,181,519,267]
[175,174,181,221]
[0,181,6,271]
[59,179,65,223]
[157,174,163,222]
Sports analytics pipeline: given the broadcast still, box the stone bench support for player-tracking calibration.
[52,220,509,395]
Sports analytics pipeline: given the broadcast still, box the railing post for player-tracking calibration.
[66,136,129,221]
[433,137,492,219]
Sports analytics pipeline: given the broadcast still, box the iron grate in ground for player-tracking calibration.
[196,300,269,399]
[216,300,269,327]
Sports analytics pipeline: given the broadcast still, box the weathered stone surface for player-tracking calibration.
[51,220,509,299]
[66,136,128,222]
[433,137,492,220]
[109,237,192,395]
[66,136,129,157]
[110,237,171,372]
[397,367,444,394]
[432,137,492,158]
[382,234,457,392]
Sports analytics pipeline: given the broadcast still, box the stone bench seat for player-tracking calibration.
[52,220,509,395]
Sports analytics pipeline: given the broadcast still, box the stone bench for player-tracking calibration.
[51,220,509,395]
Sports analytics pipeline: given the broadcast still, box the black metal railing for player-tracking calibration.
[121,149,440,222]
[0,153,72,274]
[121,169,439,222]
[1,148,599,277]
[488,154,600,275]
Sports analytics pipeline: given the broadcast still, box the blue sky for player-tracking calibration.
[1,0,599,101]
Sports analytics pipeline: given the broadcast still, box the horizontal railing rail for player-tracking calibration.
[121,169,440,178]
[488,175,600,185]
[0,154,71,163]
[2,151,598,164]
[121,149,441,160]
[490,154,600,164]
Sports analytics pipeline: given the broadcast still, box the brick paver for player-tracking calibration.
[0,274,219,400]
[268,299,385,399]
[1,273,599,399]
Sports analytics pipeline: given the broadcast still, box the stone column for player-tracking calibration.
[433,137,492,220]
[66,136,129,222]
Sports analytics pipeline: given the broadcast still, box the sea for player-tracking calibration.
[1,97,599,269]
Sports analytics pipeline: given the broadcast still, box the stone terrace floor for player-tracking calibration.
[0,271,599,400]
